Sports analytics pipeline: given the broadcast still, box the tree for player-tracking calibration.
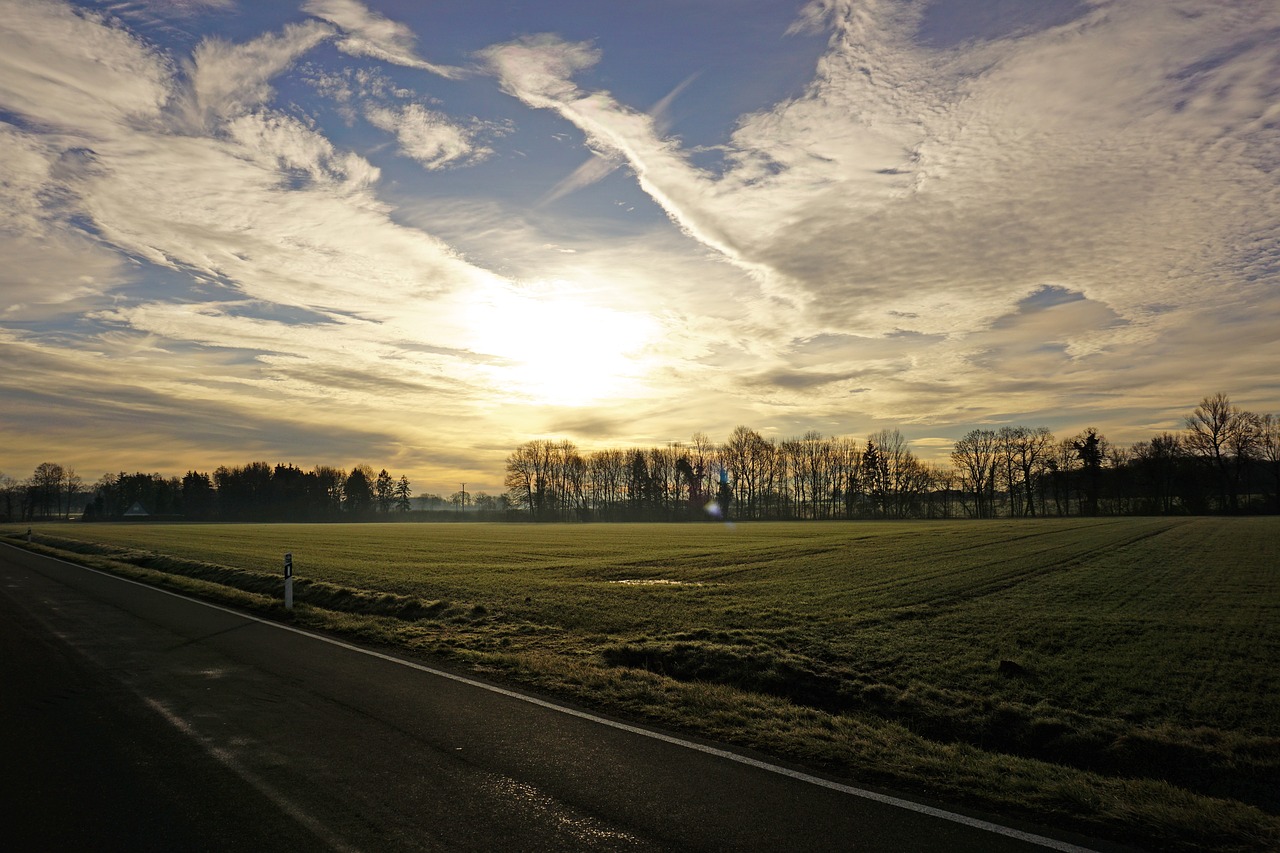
[951,429,999,518]
[562,443,588,520]
[312,466,346,517]
[449,488,470,511]
[723,426,772,520]
[863,430,926,518]
[587,449,627,519]
[375,468,395,514]
[627,450,652,517]
[1185,393,1258,512]
[1130,433,1184,514]
[31,462,64,519]
[343,466,374,516]
[504,440,557,518]
[394,475,412,513]
[1072,429,1108,516]
[62,468,83,520]
[1259,414,1280,513]
[998,426,1055,517]
[0,472,18,522]
[182,471,216,519]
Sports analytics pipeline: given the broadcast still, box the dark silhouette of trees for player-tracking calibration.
[1260,414,1280,513]
[497,393,1277,522]
[73,460,413,521]
[84,471,182,519]
[1185,393,1257,512]
[395,475,413,513]
[952,429,999,518]
[31,462,64,519]
[1130,433,1185,515]
[0,472,18,522]
[375,469,395,514]
[1072,429,1107,516]
[504,440,547,519]
[182,471,216,519]
[1000,426,1054,517]
[343,465,375,517]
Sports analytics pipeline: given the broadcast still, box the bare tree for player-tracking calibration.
[31,462,64,519]
[587,448,627,518]
[0,472,17,522]
[1005,427,1055,516]
[62,468,83,520]
[504,440,553,517]
[951,429,999,518]
[1185,393,1259,512]
[1259,414,1280,513]
[926,462,957,518]
[1131,433,1185,514]
[723,426,771,520]
[865,429,926,518]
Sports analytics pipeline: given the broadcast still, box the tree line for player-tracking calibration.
[503,393,1280,521]
[4,393,1275,524]
[0,461,419,522]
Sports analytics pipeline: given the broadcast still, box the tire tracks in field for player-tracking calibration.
[842,519,1191,624]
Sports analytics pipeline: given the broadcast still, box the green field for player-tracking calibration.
[6,517,1279,852]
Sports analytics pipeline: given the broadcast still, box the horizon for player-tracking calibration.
[3,0,1278,494]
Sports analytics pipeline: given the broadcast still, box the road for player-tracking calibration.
[0,543,1120,852]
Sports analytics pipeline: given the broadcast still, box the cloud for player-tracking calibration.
[0,326,412,474]
[301,0,463,78]
[478,34,600,102]
[540,72,698,206]
[480,34,788,295]
[0,0,172,134]
[177,21,334,130]
[0,0,525,483]
[2,0,1277,488]
[365,103,491,170]
[477,1,1280,429]
[0,2,504,316]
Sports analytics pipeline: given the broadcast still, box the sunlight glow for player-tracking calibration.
[466,281,659,406]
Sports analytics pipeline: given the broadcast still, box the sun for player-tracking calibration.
[465,281,659,406]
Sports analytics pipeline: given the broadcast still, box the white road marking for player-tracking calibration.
[7,543,1101,853]
[142,696,365,853]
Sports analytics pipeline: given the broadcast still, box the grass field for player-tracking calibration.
[5,516,1279,852]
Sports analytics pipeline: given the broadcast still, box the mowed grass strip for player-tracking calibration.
[7,517,1279,852]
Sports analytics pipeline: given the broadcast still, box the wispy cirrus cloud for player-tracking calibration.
[176,20,334,130]
[301,0,464,78]
[539,72,700,206]
[365,103,493,170]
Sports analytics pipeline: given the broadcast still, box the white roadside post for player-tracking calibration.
[284,552,294,610]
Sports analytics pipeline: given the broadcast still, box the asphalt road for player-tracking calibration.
[0,543,1121,852]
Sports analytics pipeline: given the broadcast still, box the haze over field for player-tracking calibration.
[2,0,1277,491]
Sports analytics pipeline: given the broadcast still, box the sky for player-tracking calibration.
[1,0,1277,494]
